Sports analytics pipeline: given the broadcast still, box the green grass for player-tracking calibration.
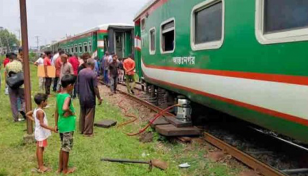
[0,65,239,176]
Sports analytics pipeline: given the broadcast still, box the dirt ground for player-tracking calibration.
[99,84,257,176]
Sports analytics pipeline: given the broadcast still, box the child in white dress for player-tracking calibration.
[26,93,57,173]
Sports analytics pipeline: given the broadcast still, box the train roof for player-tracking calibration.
[79,23,134,36]
[52,23,133,45]
[134,0,157,21]
[97,23,134,30]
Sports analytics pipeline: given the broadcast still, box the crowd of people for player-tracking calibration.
[1,48,136,174]
[100,51,136,95]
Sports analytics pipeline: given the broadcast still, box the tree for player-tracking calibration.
[0,29,19,53]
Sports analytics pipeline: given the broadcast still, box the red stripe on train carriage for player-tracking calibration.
[98,30,108,34]
[142,72,308,127]
[142,61,308,86]
[135,20,140,25]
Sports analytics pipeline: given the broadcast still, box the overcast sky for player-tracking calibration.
[0,0,147,47]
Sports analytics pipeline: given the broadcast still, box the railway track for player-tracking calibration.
[100,81,308,176]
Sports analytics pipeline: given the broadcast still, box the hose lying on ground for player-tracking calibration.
[117,99,138,128]
[117,101,179,136]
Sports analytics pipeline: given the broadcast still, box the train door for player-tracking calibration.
[124,32,132,57]
[104,36,109,54]
[115,32,124,58]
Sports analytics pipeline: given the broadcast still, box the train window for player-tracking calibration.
[88,41,92,52]
[160,18,175,54]
[256,0,308,44]
[191,0,224,50]
[84,42,88,52]
[74,44,78,53]
[79,44,83,53]
[149,28,156,55]
[264,0,308,34]
[141,18,145,31]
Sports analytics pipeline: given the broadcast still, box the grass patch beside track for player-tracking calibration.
[0,65,239,176]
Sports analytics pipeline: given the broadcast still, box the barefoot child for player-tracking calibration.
[26,93,57,173]
[55,74,77,174]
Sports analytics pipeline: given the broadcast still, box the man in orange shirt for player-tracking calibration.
[44,51,53,95]
[123,56,136,94]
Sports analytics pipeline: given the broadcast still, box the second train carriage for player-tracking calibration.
[134,0,308,143]
[48,23,134,59]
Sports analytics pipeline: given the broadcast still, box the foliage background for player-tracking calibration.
[0,29,19,53]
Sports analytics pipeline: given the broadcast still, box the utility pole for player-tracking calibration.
[35,35,40,52]
[19,0,34,143]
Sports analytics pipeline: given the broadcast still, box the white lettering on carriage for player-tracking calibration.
[173,56,195,65]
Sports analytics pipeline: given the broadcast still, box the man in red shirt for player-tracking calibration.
[44,51,53,95]
[3,54,10,67]
[123,56,136,94]
[68,54,80,98]
[69,54,79,76]
[3,53,10,95]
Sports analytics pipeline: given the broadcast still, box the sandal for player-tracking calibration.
[63,167,77,175]
[37,167,52,173]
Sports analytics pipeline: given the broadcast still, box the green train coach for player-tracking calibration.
[134,0,308,143]
[47,23,134,59]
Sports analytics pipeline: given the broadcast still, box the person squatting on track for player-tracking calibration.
[5,53,26,122]
[26,93,57,173]
[77,58,102,137]
[123,56,136,95]
[109,54,119,95]
[55,74,77,174]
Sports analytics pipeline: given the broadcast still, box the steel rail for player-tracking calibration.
[118,82,143,91]
[117,88,174,117]
[100,81,286,176]
[204,133,286,176]
[100,81,174,116]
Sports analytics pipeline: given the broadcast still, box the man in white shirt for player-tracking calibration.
[34,53,45,91]
[52,49,61,66]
